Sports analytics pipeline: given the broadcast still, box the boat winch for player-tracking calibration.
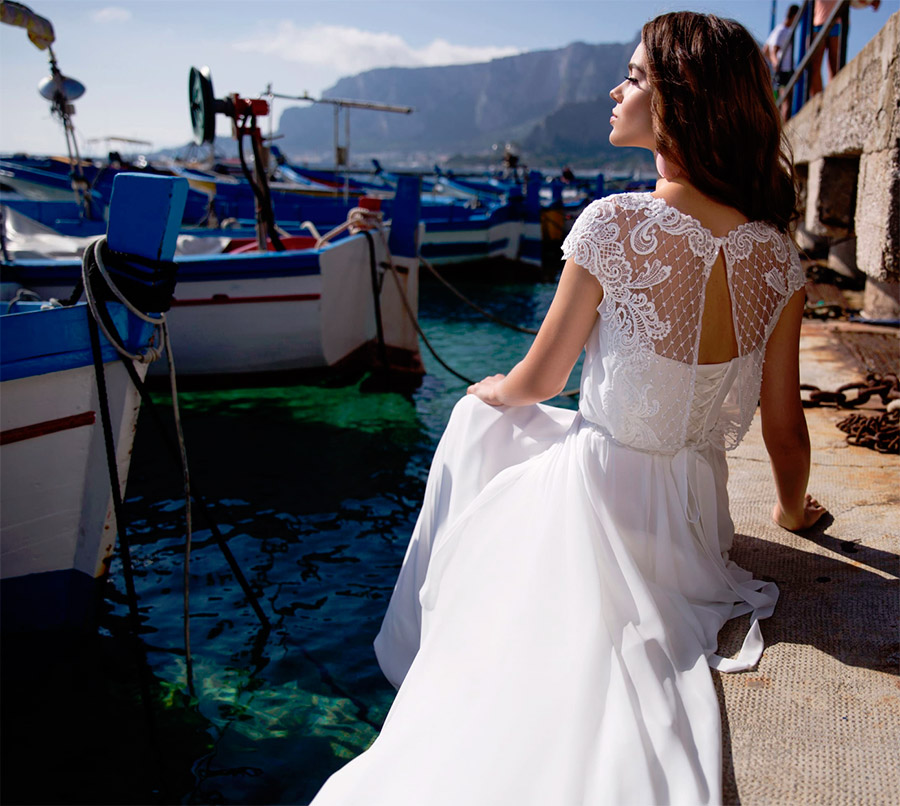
[188,66,281,251]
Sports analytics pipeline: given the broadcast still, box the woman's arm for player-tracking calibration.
[759,288,827,530]
[467,257,603,406]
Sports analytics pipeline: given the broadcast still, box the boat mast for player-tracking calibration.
[270,90,413,196]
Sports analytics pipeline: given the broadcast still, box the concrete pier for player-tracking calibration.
[719,302,899,802]
[785,11,900,320]
[728,31,900,797]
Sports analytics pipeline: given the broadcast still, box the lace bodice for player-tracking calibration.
[562,193,805,453]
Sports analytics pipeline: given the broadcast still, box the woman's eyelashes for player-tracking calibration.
[625,75,639,85]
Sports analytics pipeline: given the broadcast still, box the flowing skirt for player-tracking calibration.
[311,395,777,805]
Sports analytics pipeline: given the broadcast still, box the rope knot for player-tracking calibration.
[348,206,384,234]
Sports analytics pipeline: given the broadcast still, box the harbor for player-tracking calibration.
[2,270,897,805]
[1,1,898,804]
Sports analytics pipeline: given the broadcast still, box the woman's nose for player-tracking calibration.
[610,85,622,102]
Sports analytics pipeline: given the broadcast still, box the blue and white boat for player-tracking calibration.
[3,177,425,384]
[0,173,186,632]
[0,301,157,632]
[0,154,212,228]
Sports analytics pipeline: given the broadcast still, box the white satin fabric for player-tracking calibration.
[312,361,778,805]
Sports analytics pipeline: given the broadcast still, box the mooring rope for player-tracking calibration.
[80,237,195,693]
[85,307,168,798]
[315,206,384,248]
[418,255,539,336]
[353,214,578,397]
[383,258,477,385]
[161,321,195,694]
[82,240,164,364]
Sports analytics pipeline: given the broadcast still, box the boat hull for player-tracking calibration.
[0,303,153,632]
[3,230,422,383]
[159,231,420,380]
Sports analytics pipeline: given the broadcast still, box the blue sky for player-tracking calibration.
[1,0,894,157]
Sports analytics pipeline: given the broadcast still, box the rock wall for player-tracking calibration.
[785,10,899,319]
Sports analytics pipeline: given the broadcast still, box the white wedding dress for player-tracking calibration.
[311,193,806,806]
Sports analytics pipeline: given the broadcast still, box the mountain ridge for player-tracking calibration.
[275,37,652,170]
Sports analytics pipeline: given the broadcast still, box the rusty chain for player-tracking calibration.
[800,373,899,454]
[800,372,899,409]
[836,410,900,454]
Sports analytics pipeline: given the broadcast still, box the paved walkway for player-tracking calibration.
[720,318,899,804]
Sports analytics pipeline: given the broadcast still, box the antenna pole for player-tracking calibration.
[271,91,412,178]
[46,44,90,219]
[344,107,351,198]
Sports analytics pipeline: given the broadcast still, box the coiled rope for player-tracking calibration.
[82,240,165,363]
[80,237,196,694]
[314,206,385,248]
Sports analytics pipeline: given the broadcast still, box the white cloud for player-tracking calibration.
[234,22,519,75]
[90,7,132,23]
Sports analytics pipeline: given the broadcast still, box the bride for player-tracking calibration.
[312,11,825,805]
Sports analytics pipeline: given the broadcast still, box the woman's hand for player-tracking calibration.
[467,374,507,406]
[772,494,827,532]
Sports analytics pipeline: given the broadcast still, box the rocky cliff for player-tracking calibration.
[276,37,651,168]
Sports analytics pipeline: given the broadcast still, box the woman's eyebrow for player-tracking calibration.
[628,63,645,73]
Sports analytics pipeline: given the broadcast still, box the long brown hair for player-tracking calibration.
[641,12,796,231]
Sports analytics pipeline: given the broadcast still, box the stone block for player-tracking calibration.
[855,148,900,281]
[805,157,859,239]
[787,11,900,285]
[863,277,900,320]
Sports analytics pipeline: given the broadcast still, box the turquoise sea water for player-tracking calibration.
[2,277,582,805]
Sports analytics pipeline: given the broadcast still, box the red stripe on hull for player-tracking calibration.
[171,293,321,307]
[0,411,96,445]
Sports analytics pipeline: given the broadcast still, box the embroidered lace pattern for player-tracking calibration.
[562,193,805,453]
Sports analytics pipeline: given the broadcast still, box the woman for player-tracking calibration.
[312,11,825,805]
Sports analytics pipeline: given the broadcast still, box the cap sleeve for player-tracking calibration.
[561,198,625,286]
[785,240,807,296]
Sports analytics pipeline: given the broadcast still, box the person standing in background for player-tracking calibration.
[764,4,800,119]
[810,0,881,96]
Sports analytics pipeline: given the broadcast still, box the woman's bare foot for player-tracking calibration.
[773,494,828,532]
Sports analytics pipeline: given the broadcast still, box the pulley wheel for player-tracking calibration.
[189,65,215,145]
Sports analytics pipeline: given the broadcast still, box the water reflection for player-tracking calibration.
[3,279,580,804]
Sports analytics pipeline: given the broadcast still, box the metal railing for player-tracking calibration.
[775,0,851,117]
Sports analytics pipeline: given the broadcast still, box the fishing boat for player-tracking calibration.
[0,154,215,230]
[3,178,424,384]
[3,51,425,385]
[152,177,423,383]
[0,172,186,632]
[419,170,542,267]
